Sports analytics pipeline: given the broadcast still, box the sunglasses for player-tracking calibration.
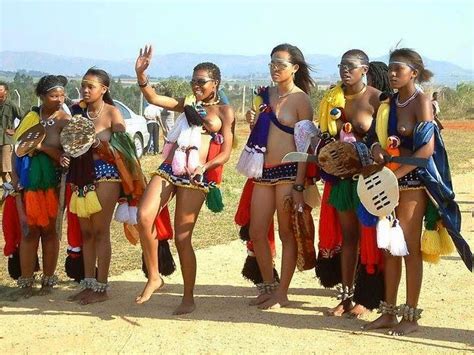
[388,61,416,71]
[268,60,292,71]
[338,63,368,72]
[190,78,214,87]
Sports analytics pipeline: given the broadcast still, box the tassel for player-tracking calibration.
[128,206,138,225]
[206,187,224,213]
[69,192,77,214]
[422,251,441,264]
[187,149,200,172]
[421,229,442,256]
[439,225,455,255]
[315,252,342,288]
[45,188,59,218]
[158,240,176,276]
[75,197,87,218]
[376,216,391,250]
[357,203,378,227]
[241,255,280,285]
[65,249,85,283]
[35,191,50,227]
[389,219,409,256]
[8,250,22,280]
[114,201,130,223]
[171,149,187,175]
[84,191,102,216]
[353,267,385,310]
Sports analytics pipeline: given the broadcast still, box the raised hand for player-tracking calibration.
[135,45,153,75]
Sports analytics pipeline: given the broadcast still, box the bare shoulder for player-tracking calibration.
[415,92,433,122]
[219,104,234,121]
[366,85,381,98]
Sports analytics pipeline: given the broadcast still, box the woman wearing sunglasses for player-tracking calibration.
[238,43,315,309]
[134,45,235,315]
[317,49,382,318]
[364,48,472,335]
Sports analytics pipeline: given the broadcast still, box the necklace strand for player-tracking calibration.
[39,106,55,127]
[344,84,367,100]
[396,89,419,108]
[87,101,105,120]
[277,84,295,99]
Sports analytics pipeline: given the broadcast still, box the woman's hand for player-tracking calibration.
[135,45,153,76]
[371,144,388,164]
[292,189,305,213]
[189,165,205,185]
[59,154,70,168]
[245,109,256,128]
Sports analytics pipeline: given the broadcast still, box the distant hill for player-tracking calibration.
[1,51,472,86]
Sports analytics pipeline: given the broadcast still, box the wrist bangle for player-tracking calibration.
[293,184,305,192]
[370,142,381,153]
[137,77,149,88]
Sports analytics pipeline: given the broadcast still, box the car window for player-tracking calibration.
[115,101,132,120]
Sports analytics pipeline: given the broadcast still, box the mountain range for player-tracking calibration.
[1,51,472,86]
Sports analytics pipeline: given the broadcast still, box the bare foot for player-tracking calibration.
[362,314,398,331]
[38,285,53,296]
[17,286,35,299]
[345,303,368,319]
[258,293,290,310]
[249,292,272,306]
[135,277,165,304]
[67,289,91,302]
[326,300,351,317]
[388,319,419,336]
[173,299,196,315]
[79,291,109,305]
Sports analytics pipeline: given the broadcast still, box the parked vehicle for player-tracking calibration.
[113,100,150,158]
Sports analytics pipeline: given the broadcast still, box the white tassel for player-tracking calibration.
[247,151,264,178]
[114,202,130,223]
[236,148,252,176]
[389,219,409,256]
[187,126,202,172]
[376,216,392,250]
[128,206,138,225]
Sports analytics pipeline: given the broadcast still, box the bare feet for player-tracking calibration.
[388,319,419,336]
[17,286,35,299]
[362,314,398,331]
[38,285,53,296]
[135,277,165,304]
[173,298,196,315]
[345,303,368,319]
[79,291,109,305]
[67,289,92,303]
[249,292,272,306]
[258,292,290,310]
[326,300,352,317]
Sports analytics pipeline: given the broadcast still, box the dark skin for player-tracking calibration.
[67,75,125,305]
[0,85,15,183]
[134,45,235,315]
[11,88,70,298]
[364,57,434,336]
[327,55,380,318]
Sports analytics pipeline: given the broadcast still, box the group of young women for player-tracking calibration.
[3,43,471,335]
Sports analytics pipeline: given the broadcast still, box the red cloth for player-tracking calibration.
[360,225,384,274]
[2,195,22,256]
[318,182,342,250]
[155,205,173,241]
[205,140,223,184]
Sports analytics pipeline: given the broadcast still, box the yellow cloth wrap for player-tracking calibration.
[13,111,40,142]
[375,100,390,149]
[422,252,441,264]
[70,193,77,214]
[318,83,345,136]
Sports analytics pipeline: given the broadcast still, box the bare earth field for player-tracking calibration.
[0,120,473,353]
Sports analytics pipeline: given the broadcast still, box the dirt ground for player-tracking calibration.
[0,171,472,353]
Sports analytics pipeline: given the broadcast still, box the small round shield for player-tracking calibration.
[60,115,96,158]
[357,166,399,217]
[15,123,46,157]
[318,141,361,178]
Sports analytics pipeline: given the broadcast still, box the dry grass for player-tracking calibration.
[1,118,472,286]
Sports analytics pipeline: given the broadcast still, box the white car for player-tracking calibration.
[114,100,150,158]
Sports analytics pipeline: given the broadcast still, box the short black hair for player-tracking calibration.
[0,81,9,91]
[35,75,68,96]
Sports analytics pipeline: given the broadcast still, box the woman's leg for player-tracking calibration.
[172,187,205,315]
[327,210,360,316]
[80,181,120,305]
[259,183,295,309]
[18,227,41,298]
[389,189,426,336]
[136,175,175,304]
[38,219,59,295]
[248,184,276,306]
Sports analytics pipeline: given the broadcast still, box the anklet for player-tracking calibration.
[397,304,423,321]
[377,301,398,315]
[336,284,354,301]
[80,277,96,290]
[41,274,58,287]
[17,276,35,288]
[256,280,279,295]
[92,281,109,293]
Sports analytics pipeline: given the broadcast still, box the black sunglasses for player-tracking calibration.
[190,78,214,87]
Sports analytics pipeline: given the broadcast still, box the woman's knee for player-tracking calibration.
[137,207,156,229]
[174,233,192,249]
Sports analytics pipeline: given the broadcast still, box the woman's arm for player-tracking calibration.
[110,105,126,133]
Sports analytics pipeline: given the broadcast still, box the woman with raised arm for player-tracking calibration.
[237,43,315,309]
[134,45,235,315]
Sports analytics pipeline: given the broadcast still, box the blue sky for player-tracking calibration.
[1,0,473,70]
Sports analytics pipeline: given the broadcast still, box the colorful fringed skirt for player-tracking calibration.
[253,162,297,186]
[328,178,359,212]
[152,161,216,193]
[94,159,121,183]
